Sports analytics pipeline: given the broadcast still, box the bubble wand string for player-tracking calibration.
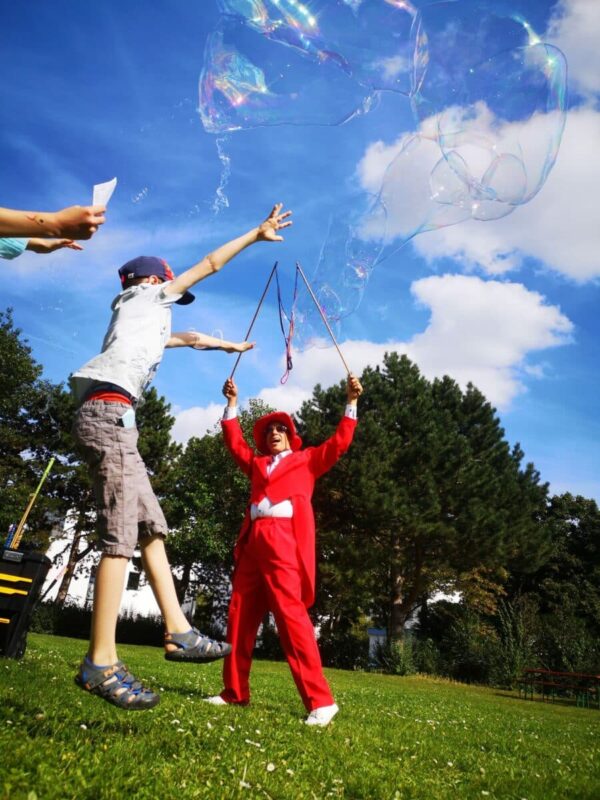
[295,262,351,376]
[229,262,279,380]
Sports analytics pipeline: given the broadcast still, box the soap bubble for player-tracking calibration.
[291,194,386,350]
[410,1,567,217]
[199,11,366,133]
[291,278,343,351]
[199,0,567,352]
[326,2,568,281]
[199,0,417,134]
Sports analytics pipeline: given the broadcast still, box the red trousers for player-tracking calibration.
[221,517,334,711]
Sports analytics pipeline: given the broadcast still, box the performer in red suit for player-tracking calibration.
[205,373,363,726]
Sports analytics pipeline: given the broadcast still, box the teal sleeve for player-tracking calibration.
[0,238,28,259]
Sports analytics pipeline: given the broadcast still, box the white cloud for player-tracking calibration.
[547,0,600,98]
[411,106,600,280]
[405,274,573,408]
[171,402,223,444]
[358,106,600,281]
[172,274,573,443]
[371,54,411,81]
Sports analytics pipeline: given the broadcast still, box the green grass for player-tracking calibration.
[1,634,599,800]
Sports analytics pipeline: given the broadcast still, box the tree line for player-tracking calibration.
[2,308,598,684]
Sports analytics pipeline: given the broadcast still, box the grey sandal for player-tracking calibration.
[75,657,160,710]
[164,628,232,663]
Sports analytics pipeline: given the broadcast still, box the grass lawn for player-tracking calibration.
[1,634,599,800]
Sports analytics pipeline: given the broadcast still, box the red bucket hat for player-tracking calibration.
[253,411,302,454]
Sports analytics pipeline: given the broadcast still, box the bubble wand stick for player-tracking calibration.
[9,457,55,550]
[230,262,279,380]
[295,262,352,376]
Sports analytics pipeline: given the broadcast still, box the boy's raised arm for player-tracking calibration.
[164,203,292,298]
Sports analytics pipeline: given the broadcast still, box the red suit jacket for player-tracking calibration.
[221,415,357,607]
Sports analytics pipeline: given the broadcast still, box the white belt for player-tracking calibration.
[250,498,293,521]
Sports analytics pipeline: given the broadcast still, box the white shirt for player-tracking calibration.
[223,404,357,520]
[70,282,183,403]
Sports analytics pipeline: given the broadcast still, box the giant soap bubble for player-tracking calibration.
[410,0,567,220]
[291,193,387,350]
[199,0,567,350]
[303,0,567,328]
[199,0,417,133]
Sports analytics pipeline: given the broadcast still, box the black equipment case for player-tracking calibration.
[0,548,51,659]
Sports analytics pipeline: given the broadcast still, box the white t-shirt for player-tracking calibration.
[70,282,183,403]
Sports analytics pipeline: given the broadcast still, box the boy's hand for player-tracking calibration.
[26,238,84,254]
[347,374,363,403]
[257,203,293,242]
[223,341,255,354]
[223,378,238,401]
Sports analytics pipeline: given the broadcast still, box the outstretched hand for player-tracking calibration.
[347,374,363,403]
[222,377,238,401]
[223,341,255,354]
[27,238,84,254]
[257,203,293,242]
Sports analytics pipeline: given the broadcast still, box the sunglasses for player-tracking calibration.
[266,423,289,435]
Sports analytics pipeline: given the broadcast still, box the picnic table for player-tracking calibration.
[518,668,600,709]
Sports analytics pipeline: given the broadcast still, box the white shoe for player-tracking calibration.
[304,703,339,727]
[203,695,228,705]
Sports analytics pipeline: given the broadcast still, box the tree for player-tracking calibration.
[298,353,549,642]
[505,493,600,671]
[0,309,73,548]
[136,387,181,493]
[517,493,600,627]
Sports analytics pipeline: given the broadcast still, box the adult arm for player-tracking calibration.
[164,203,292,298]
[0,205,106,239]
[220,377,255,477]
[308,374,363,478]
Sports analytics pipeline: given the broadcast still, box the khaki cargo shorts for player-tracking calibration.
[72,400,169,557]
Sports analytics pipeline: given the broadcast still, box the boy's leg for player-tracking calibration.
[136,454,229,662]
[73,400,142,662]
[88,554,129,665]
[72,401,160,709]
[139,534,194,637]
[221,550,269,705]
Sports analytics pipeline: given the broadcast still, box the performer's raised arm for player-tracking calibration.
[308,374,363,478]
[221,377,255,476]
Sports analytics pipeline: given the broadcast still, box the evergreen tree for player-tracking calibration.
[298,353,549,641]
[0,309,71,547]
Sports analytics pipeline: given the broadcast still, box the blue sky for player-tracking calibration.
[2,0,599,501]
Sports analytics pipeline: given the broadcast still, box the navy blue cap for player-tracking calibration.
[118,256,195,305]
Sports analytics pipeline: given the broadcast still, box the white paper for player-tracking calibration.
[93,177,117,207]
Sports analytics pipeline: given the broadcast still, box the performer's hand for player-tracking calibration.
[257,203,293,242]
[223,377,238,401]
[347,374,363,403]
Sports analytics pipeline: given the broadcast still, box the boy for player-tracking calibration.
[206,372,362,726]
[70,203,292,710]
